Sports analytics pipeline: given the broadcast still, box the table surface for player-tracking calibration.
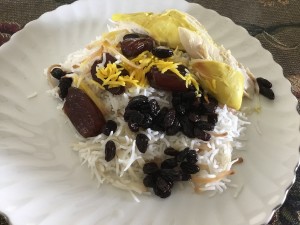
[0,0,299,225]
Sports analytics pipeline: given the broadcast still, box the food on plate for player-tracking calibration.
[46,9,275,198]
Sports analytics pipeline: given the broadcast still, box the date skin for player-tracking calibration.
[63,87,106,138]
[146,66,188,92]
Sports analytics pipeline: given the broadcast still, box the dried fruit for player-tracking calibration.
[164,147,179,156]
[105,140,116,162]
[146,66,188,92]
[180,162,200,174]
[136,133,149,153]
[121,37,154,58]
[164,109,176,128]
[102,120,117,136]
[143,162,159,174]
[152,46,173,58]
[161,158,178,169]
[50,68,67,80]
[256,77,272,89]
[176,148,190,162]
[58,77,73,99]
[63,87,106,138]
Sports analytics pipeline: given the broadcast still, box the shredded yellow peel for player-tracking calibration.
[89,49,200,92]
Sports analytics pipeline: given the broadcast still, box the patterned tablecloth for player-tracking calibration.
[0,0,299,224]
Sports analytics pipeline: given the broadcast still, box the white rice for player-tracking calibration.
[46,35,250,196]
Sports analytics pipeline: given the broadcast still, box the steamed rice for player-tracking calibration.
[46,18,250,197]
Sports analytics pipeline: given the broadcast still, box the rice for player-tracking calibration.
[67,84,248,194]
[46,18,250,197]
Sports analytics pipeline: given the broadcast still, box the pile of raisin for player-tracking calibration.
[143,147,199,198]
[124,95,160,132]
[124,90,218,141]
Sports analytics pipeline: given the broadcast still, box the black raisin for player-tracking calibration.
[195,121,214,131]
[156,176,173,193]
[152,46,173,58]
[164,147,179,156]
[186,150,198,164]
[180,116,195,138]
[180,162,200,174]
[153,185,171,198]
[128,121,139,132]
[140,113,153,129]
[107,86,125,95]
[181,173,191,181]
[105,140,116,162]
[130,111,145,125]
[161,158,178,169]
[176,147,190,162]
[136,133,149,153]
[175,104,186,116]
[143,174,156,188]
[58,77,73,99]
[188,112,201,123]
[194,128,211,141]
[126,95,149,110]
[207,113,218,125]
[160,169,182,182]
[164,109,176,128]
[166,118,181,135]
[259,86,275,100]
[256,77,272,89]
[143,162,159,174]
[149,99,160,117]
[50,67,66,80]
[102,120,117,136]
[177,65,189,76]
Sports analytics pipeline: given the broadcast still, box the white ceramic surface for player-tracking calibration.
[0,0,299,224]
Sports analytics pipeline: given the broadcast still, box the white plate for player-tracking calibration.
[0,0,299,224]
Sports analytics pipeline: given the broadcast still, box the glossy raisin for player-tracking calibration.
[180,162,200,174]
[176,148,190,162]
[256,77,272,89]
[188,112,201,123]
[149,99,160,117]
[195,121,214,131]
[164,147,179,156]
[181,173,192,181]
[153,184,171,198]
[166,118,181,136]
[186,150,198,164]
[105,140,116,162]
[107,86,125,95]
[51,67,66,80]
[207,113,218,125]
[140,113,153,129]
[136,133,149,153]
[160,169,182,182]
[161,158,178,169]
[143,162,159,174]
[180,116,195,138]
[121,38,154,58]
[128,121,139,132]
[143,174,156,188]
[58,77,73,99]
[102,120,117,136]
[126,95,149,110]
[155,176,173,193]
[152,46,173,58]
[194,128,211,141]
[259,86,275,100]
[164,109,176,128]
[175,104,186,116]
[177,65,189,76]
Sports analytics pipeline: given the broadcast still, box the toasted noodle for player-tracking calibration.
[46,9,251,196]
